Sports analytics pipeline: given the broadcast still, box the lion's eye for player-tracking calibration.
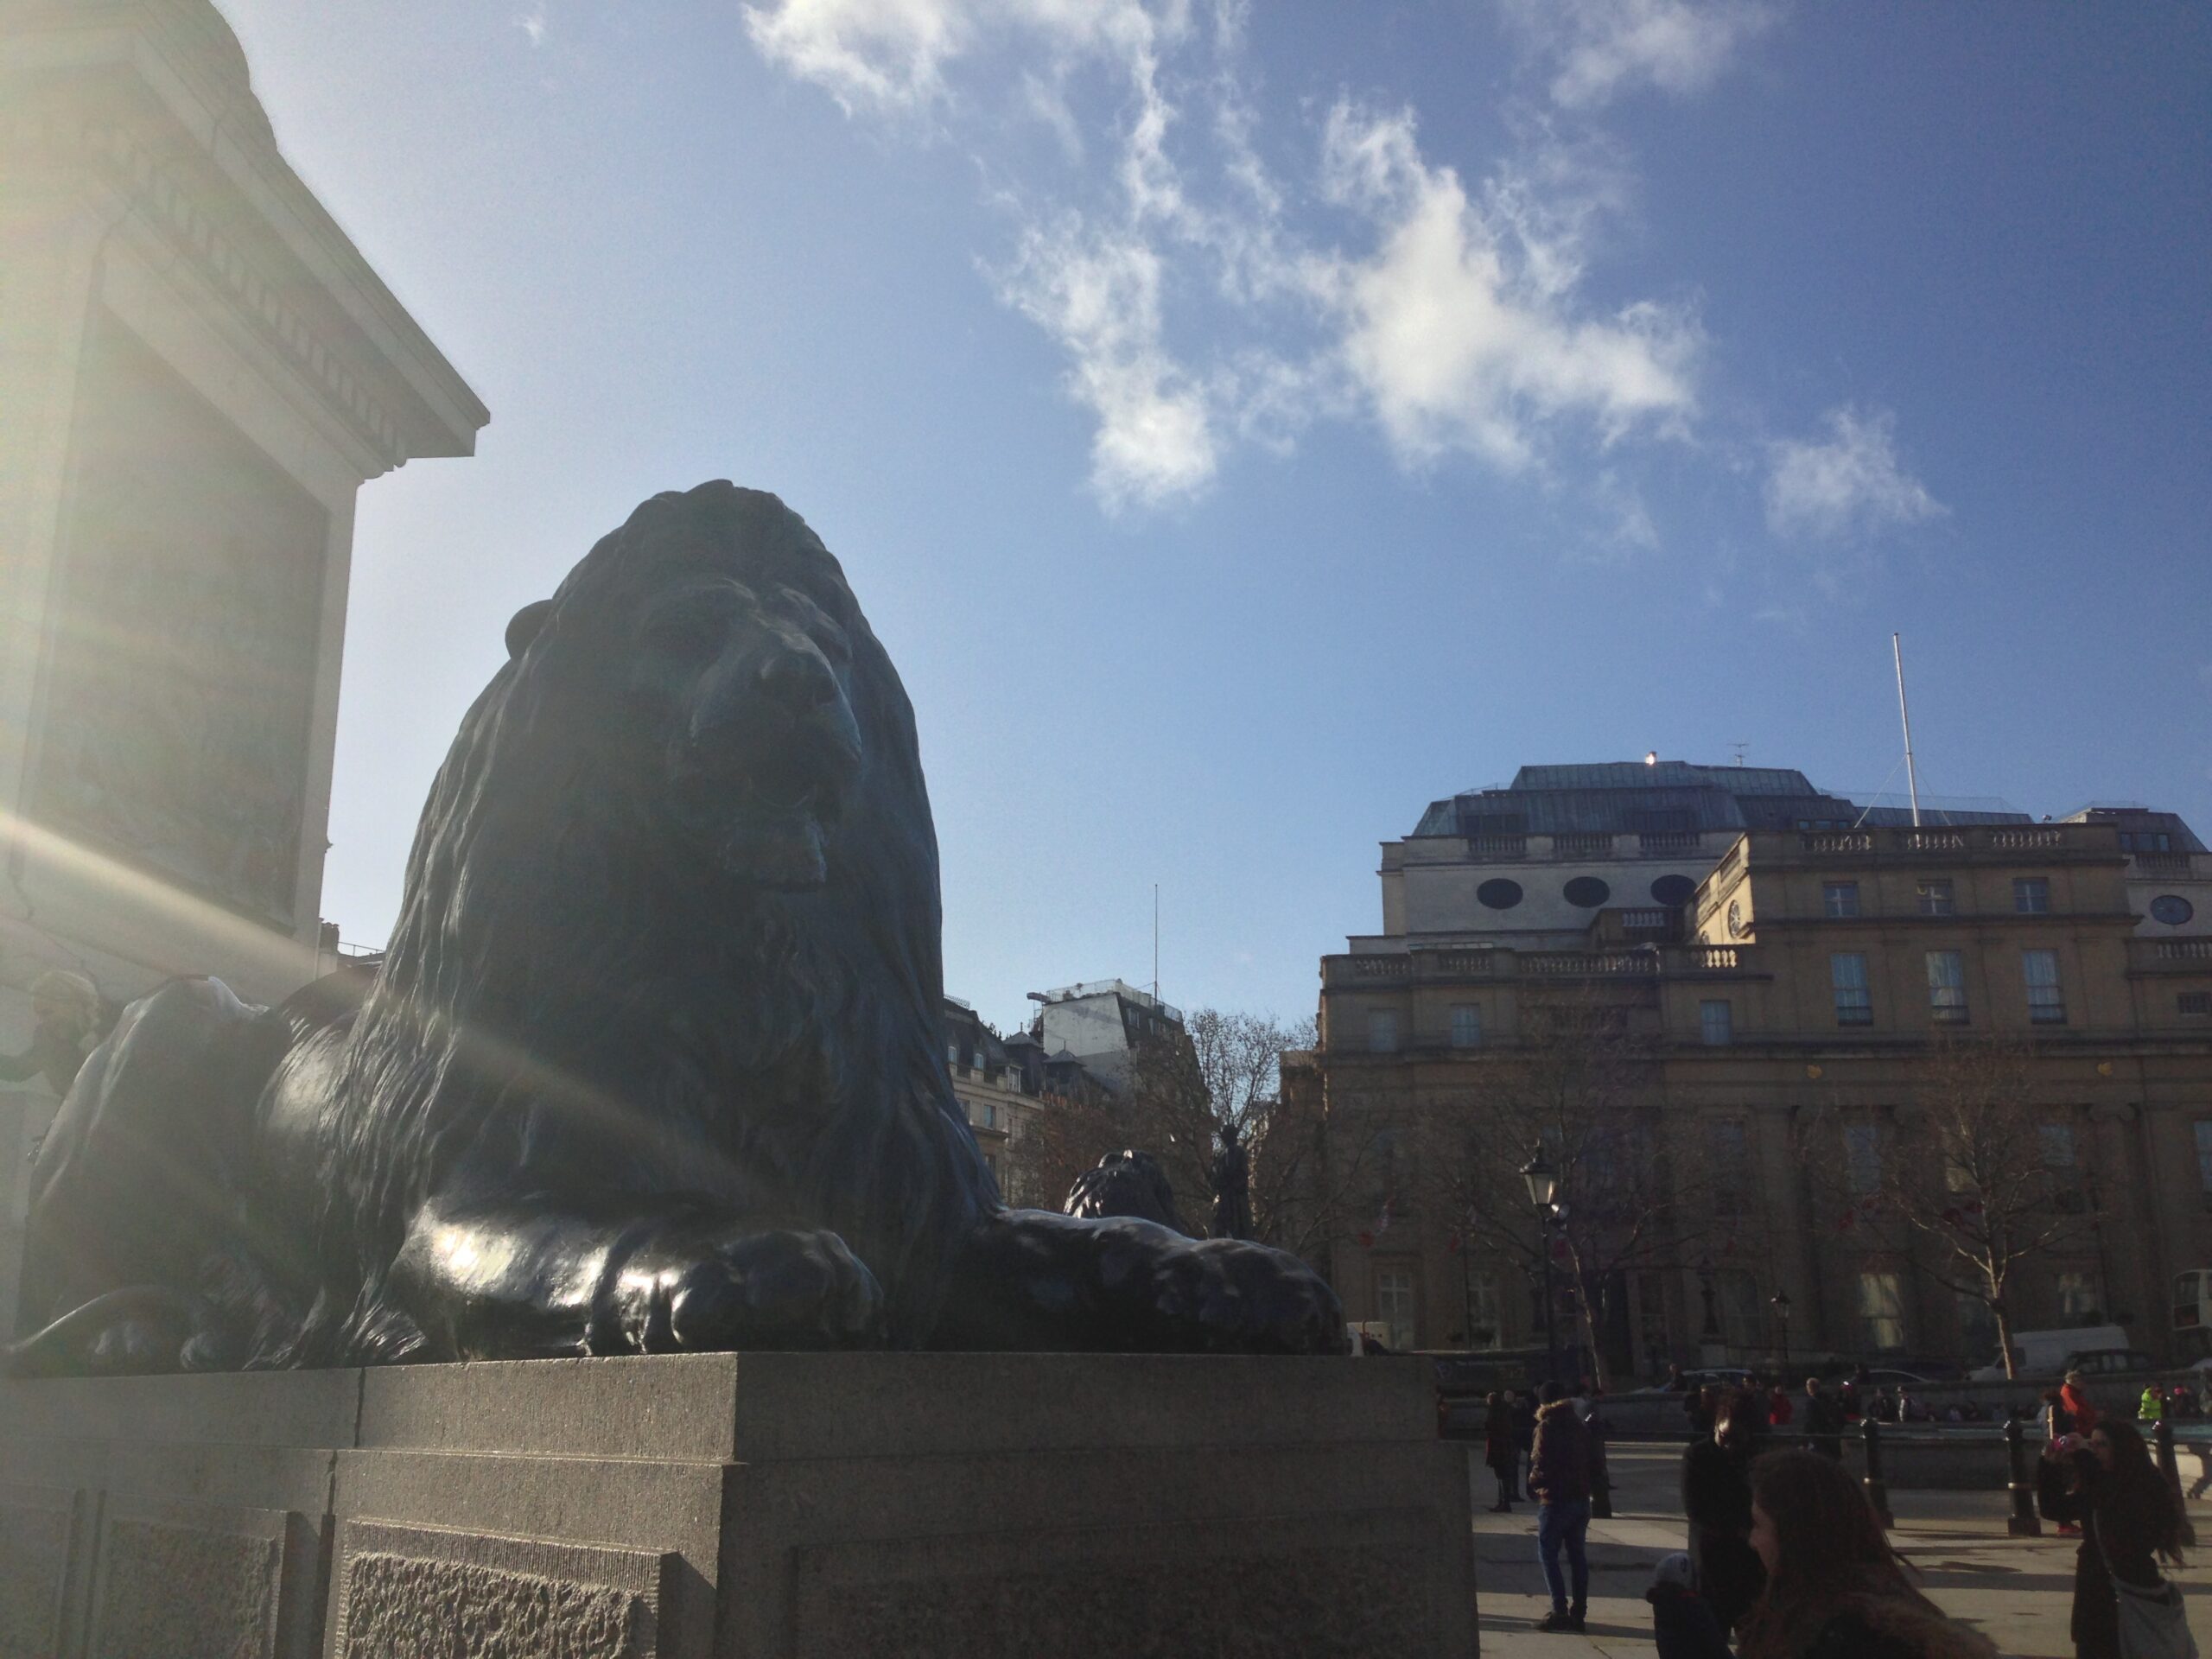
[643,610,726,658]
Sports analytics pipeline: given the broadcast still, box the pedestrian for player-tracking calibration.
[1687,1383,1717,1440]
[2046,1388,2077,1440]
[1738,1448,1998,1659]
[1514,1388,1539,1499]
[1483,1391,1517,1513]
[1769,1382,1796,1430]
[2037,1419,2191,1659]
[1648,1551,1732,1659]
[2062,1370,2101,1440]
[1840,1363,1871,1421]
[1803,1378,1845,1459]
[2139,1382,2166,1424]
[1682,1390,1767,1633]
[1529,1380,1594,1634]
[1668,1362,1689,1393]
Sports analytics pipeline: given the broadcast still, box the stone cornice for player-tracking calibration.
[2,2,486,470]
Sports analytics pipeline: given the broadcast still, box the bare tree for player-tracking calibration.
[1865,1035,2103,1378]
[1408,996,1726,1388]
[1007,1007,1330,1249]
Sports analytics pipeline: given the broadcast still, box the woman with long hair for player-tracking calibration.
[1738,1449,1996,1659]
[1681,1390,1766,1631]
[2038,1417,2190,1659]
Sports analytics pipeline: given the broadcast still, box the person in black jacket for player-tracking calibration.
[1483,1391,1516,1512]
[1513,1389,1538,1499]
[1738,1449,1996,1659]
[2037,1417,2189,1659]
[1802,1378,1846,1459]
[1681,1390,1766,1632]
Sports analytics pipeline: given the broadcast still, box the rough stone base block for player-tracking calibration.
[0,1353,1473,1657]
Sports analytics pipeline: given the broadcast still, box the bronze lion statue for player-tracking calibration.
[11,483,1344,1371]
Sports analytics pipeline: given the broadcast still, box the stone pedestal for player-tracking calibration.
[0,1351,1476,1656]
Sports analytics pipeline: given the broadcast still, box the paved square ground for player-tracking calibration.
[1473,1442,2212,1659]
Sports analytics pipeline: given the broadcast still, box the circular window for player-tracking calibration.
[1726,899,1746,939]
[1563,875,1611,908]
[1477,878,1524,911]
[2150,894,2196,926]
[1649,874,1697,908]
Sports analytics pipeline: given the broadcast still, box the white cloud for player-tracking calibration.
[741,0,1183,118]
[743,2,1709,508]
[516,6,549,47]
[1315,104,1697,471]
[1502,0,1774,110]
[997,220,1215,506]
[1764,406,1942,541]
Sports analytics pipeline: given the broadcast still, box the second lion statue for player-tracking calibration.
[12,483,1345,1371]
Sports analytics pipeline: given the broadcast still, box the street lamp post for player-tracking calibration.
[1521,1147,1561,1390]
[1771,1289,1793,1371]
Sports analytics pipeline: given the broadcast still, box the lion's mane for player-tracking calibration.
[283,484,995,1363]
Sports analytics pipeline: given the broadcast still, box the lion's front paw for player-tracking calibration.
[1126,1236,1349,1356]
[614,1227,886,1353]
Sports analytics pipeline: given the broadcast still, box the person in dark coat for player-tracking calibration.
[1649,1551,1732,1659]
[2037,1417,2189,1659]
[1483,1391,1516,1512]
[1513,1389,1538,1499]
[1738,1449,1997,1659]
[1803,1378,1846,1459]
[1682,1390,1767,1632]
[1529,1381,1593,1632]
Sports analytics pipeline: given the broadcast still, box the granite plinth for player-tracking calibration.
[0,1352,1476,1656]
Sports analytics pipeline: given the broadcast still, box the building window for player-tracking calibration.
[984,1153,1001,1184]
[2183,992,2212,1020]
[1375,1268,1417,1351]
[2023,949,2066,1025]
[1831,953,1873,1026]
[1823,881,1860,918]
[1715,1269,1762,1346]
[2040,1123,2075,1170]
[1700,1000,1733,1046]
[1926,950,1969,1024]
[2013,877,2050,915]
[2055,1271,2101,1323]
[1845,1124,1881,1195]
[2122,831,2173,854]
[1450,1005,1482,1048]
[1367,1010,1400,1053]
[1466,1273,1502,1351]
[1857,1272,1905,1352]
[946,1043,958,1063]
[1917,879,1955,917]
[1711,1121,1750,1215]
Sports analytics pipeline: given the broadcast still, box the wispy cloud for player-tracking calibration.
[741,0,1709,511]
[1499,0,1776,110]
[1765,405,1943,541]
[516,5,549,48]
[1313,103,1698,473]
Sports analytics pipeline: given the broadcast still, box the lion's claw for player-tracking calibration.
[632,1227,886,1353]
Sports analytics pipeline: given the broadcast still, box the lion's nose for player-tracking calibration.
[756,645,836,711]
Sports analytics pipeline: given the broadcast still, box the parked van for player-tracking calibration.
[1968,1325,2130,1380]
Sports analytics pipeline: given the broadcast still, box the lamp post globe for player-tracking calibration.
[1520,1147,1559,1210]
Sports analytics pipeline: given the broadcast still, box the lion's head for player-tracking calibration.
[501,486,877,893]
[308,484,989,1361]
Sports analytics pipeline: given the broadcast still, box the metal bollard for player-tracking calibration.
[2156,1419,2180,1487]
[1862,1415,1894,1527]
[2005,1416,2041,1537]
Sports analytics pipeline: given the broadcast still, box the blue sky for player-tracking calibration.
[222,0,2210,1035]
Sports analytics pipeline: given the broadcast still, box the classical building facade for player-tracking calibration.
[1295,762,2212,1373]
[0,0,484,1336]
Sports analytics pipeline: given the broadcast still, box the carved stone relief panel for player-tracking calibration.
[85,1497,323,1659]
[328,1521,680,1659]
[35,309,326,926]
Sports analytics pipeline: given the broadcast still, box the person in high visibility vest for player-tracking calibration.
[2139,1383,2166,1422]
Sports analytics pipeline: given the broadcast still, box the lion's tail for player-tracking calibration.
[3,1286,235,1378]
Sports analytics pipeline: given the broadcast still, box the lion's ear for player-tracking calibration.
[505,599,554,660]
